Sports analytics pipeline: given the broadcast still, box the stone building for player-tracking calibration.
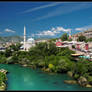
[72,28,92,41]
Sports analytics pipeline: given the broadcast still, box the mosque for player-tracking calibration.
[20,26,35,51]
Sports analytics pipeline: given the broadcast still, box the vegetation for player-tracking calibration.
[86,38,92,42]
[61,33,68,41]
[0,72,7,86]
[77,35,92,43]
[0,37,92,88]
[77,35,86,42]
[0,42,75,73]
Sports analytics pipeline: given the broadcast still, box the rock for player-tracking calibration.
[0,82,6,91]
[86,84,92,88]
[22,64,27,67]
[64,80,77,84]
[67,71,73,77]
[42,68,51,72]
[78,76,88,86]
[0,69,8,74]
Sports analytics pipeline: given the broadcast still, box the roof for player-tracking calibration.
[71,54,83,56]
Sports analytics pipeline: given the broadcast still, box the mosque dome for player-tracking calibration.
[27,38,35,43]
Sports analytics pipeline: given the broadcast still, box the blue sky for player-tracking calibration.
[0,1,92,39]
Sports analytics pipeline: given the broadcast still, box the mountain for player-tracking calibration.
[0,36,23,43]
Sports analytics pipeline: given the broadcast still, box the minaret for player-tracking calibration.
[24,26,26,51]
[69,30,71,40]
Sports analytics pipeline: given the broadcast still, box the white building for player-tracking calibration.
[20,26,36,51]
[21,38,36,51]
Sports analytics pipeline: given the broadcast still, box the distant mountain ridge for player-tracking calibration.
[0,36,23,43]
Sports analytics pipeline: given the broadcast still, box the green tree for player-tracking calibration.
[5,48,12,57]
[73,59,88,76]
[77,35,86,42]
[61,33,68,41]
[10,43,22,51]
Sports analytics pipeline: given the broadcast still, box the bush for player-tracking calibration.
[88,76,92,85]
[72,45,75,49]
[77,35,86,42]
[73,60,88,76]
[74,74,80,80]
[61,33,68,41]
[48,64,55,72]
[0,72,7,86]
[0,55,7,64]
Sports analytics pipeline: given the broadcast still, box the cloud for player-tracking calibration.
[36,30,55,36]
[20,2,62,14]
[75,28,86,31]
[33,2,92,21]
[75,24,92,31]
[34,26,71,37]
[55,27,71,32]
[5,29,15,33]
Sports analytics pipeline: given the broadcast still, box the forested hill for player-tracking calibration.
[0,36,23,43]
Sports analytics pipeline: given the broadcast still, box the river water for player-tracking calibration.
[0,64,92,91]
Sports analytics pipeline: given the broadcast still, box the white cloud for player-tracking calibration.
[36,30,55,36]
[75,24,92,31]
[53,27,71,32]
[75,28,86,31]
[20,2,62,14]
[43,30,55,36]
[5,29,15,33]
[33,2,92,21]
[34,26,71,37]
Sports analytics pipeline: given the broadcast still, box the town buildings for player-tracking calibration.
[72,28,92,41]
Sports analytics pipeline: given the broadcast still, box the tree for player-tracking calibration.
[10,43,22,51]
[73,59,88,76]
[77,35,86,42]
[61,33,68,41]
[5,48,12,57]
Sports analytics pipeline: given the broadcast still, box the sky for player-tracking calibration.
[0,1,92,39]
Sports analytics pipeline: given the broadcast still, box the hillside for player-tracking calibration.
[0,36,23,43]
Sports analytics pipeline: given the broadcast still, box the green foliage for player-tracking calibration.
[49,38,58,43]
[61,33,68,41]
[5,48,12,57]
[77,35,86,42]
[48,64,55,72]
[72,45,75,49]
[74,74,80,80]
[88,76,92,85]
[10,43,22,51]
[86,38,92,42]
[0,56,7,64]
[72,58,89,78]
[0,72,7,86]
[68,38,72,41]
[48,42,59,55]
[57,47,75,56]
[0,40,76,74]
[74,61,88,76]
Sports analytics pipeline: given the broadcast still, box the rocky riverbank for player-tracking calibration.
[64,71,92,88]
[0,69,8,91]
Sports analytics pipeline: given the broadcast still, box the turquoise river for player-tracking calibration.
[0,64,92,91]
